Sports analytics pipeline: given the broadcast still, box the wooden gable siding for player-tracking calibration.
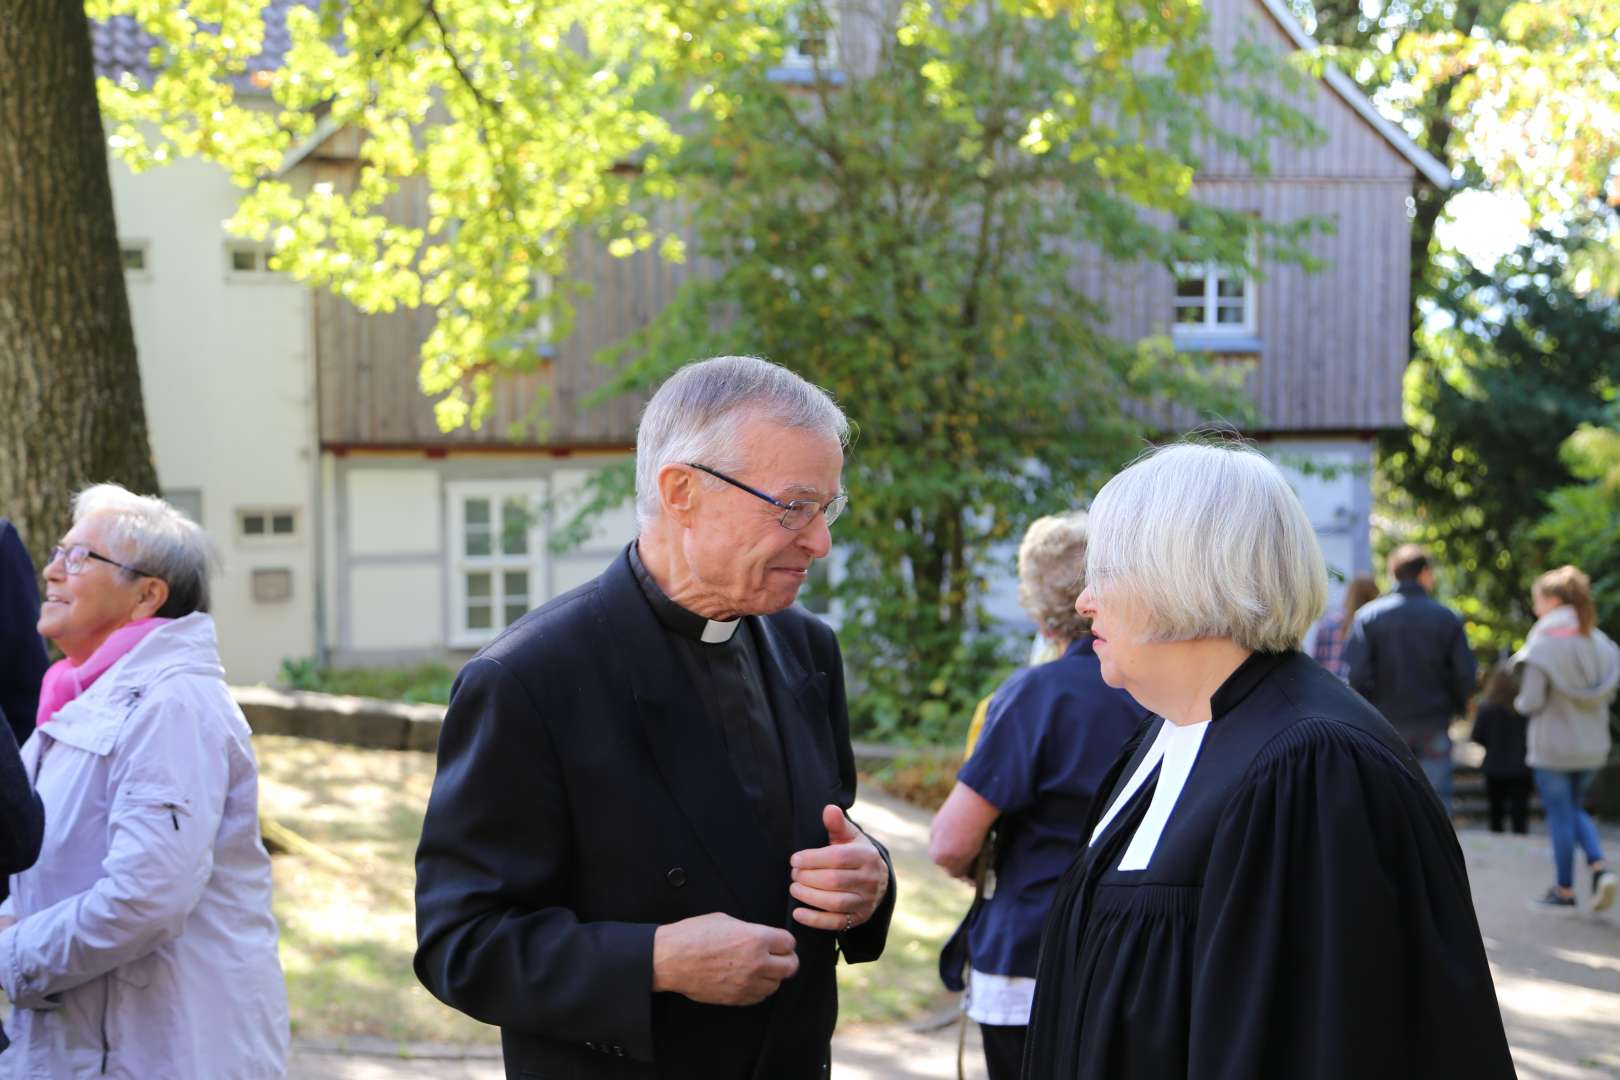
[316,0,1416,448]
[1069,175,1410,432]
[314,164,692,449]
[1199,0,1418,182]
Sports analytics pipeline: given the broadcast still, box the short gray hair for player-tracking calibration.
[634,355,851,528]
[1085,441,1326,653]
[73,483,217,618]
[1018,512,1092,642]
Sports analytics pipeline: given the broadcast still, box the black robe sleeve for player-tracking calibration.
[1188,719,1515,1080]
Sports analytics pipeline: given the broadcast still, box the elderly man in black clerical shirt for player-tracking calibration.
[414,355,895,1080]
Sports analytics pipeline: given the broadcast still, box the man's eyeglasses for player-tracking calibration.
[687,463,848,531]
[48,544,154,578]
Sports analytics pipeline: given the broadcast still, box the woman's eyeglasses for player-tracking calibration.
[48,544,154,578]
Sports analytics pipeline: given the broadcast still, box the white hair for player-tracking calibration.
[73,483,218,618]
[1085,441,1327,652]
[634,355,851,528]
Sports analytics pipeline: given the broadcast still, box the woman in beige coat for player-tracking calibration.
[1514,565,1620,911]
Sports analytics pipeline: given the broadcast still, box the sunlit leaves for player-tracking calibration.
[96,0,794,429]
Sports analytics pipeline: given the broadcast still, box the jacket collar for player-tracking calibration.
[597,545,824,924]
[43,613,224,757]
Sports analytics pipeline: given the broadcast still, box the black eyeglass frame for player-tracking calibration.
[686,463,848,530]
[49,544,156,579]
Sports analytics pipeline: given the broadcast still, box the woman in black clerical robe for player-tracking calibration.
[1023,441,1515,1080]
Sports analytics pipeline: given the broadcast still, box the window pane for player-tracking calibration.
[501,499,530,556]
[465,531,492,557]
[1176,277,1206,299]
[231,249,258,272]
[121,247,146,271]
[1217,277,1247,299]
[464,498,491,526]
[1216,305,1247,324]
[504,602,528,626]
[1175,305,1206,324]
[466,571,492,598]
[466,603,493,630]
[242,514,266,535]
[505,570,529,598]
[271,513,295,535]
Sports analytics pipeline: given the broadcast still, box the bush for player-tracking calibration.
[277,659,458,706]
[862,748,964,811]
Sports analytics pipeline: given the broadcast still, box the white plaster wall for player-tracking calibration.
[329,454,637,661]
[348,564,444,650]
[348,469,441,556]
[111,155,317,683]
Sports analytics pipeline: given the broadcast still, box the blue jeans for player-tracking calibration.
[1533,768,1606,890]
[1403,729,1454,817]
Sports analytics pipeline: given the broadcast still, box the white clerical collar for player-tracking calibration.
[700,619,740,644]
[1088,717,1210,871]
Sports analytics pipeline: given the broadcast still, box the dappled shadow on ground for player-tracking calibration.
[255,735,497,1047]
[1461,826,1620,1079]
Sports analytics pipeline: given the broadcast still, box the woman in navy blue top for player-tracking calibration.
[930,512,1147,1080]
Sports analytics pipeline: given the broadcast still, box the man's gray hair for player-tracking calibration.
[73,483,218,619]
[1085,441,1327,653]
[634,355,851,528]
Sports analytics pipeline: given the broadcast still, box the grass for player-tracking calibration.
[275,661,457,705]
[255,735,494,1045]
[254,735,969,1043]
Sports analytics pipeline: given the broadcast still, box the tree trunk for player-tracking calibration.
[0,3,159,571]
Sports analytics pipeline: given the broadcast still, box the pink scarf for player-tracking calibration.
[35,618,171,727]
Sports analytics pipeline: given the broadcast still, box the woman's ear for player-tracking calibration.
[132,576,171,621]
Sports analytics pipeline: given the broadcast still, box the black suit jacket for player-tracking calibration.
[414,548,895,1080]
[1344,582,1477,733]
[0,518,48,749]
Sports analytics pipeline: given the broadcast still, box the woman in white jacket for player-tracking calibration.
[0,484,287,1079]
[1514,564,1620,912]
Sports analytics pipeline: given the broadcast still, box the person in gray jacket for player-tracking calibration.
[1344,544,1478,814]
[1513,565,1620,911]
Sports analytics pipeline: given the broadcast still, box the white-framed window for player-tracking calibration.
[781,3,838,68]
[514,271,556,354]
[1173,226,1257,336]
[237,507,299,542]
[120,240,151,278]
[226,243,276,280]
[1173,257,1255,333]
[448,481,547,647]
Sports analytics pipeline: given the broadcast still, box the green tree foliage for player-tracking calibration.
[600,0,1321,736]
[1377,229,1620,650]
[1298,0,1620,300]
[98,0,1320,737]
[93,0,778,429]
[1533,407,1620,639]
[1401,0,1620,297]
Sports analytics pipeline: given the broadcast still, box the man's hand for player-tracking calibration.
[651,912,799,1005]
[789,805,890,932]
